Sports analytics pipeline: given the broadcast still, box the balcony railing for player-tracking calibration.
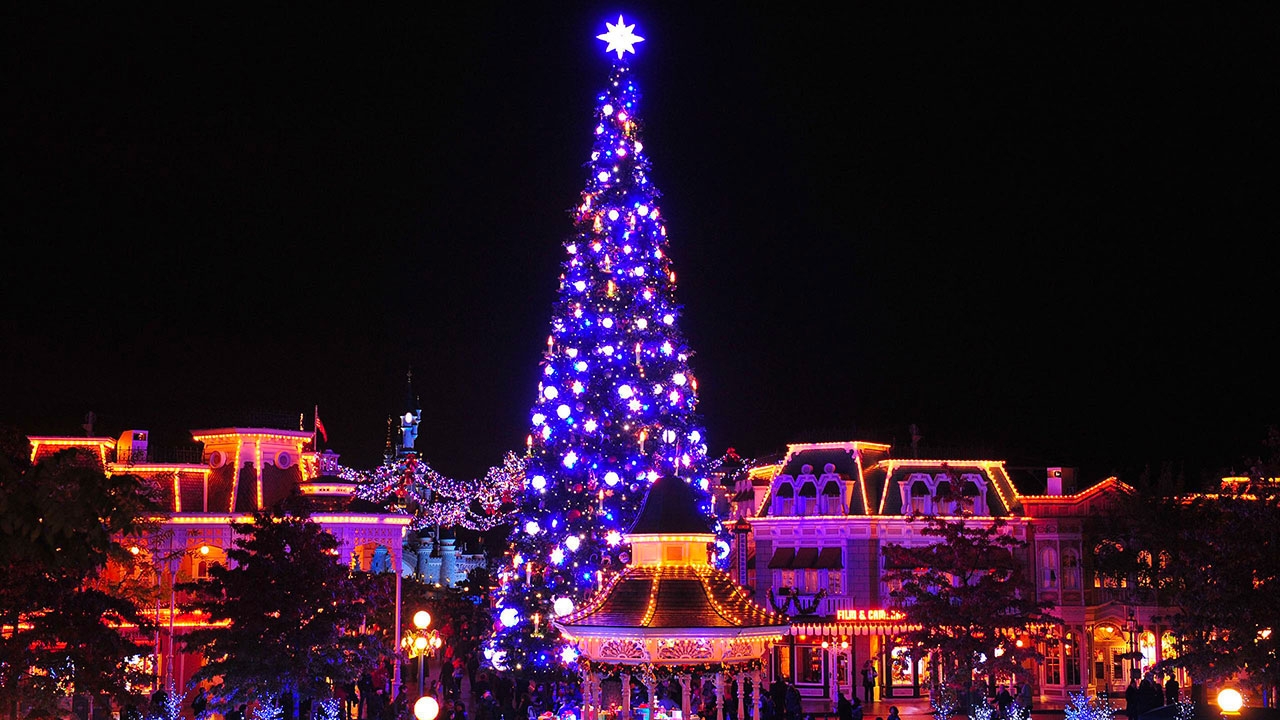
[115,447,205,465]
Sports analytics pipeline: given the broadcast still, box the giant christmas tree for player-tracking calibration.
[486,16,722,676]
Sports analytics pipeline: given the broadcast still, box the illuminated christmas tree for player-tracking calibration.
[486,15,721,676]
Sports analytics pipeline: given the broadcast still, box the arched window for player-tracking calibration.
[1040,546,1060,590]
[1137,550,1154,589]
[1061,549,1082,590]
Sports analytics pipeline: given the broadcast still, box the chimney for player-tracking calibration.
[1046,467,1077,496]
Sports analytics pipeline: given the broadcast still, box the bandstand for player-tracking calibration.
[556,475,790,720]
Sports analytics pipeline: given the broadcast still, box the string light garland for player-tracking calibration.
[340,451,525,532]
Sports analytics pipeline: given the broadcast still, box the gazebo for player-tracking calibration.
[555,475,789,720]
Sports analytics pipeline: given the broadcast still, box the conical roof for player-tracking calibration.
[627,475,715,535]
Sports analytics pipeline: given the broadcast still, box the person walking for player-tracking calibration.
[1124,678,1140,720]
[1017,679,1033,715]
[190,687,208,720]
[1164,676,1180,706]
[837,691,854,720]
[996,685,1013,719]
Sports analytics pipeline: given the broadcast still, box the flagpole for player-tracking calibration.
[313,404,320,452]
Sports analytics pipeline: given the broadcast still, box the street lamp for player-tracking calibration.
[413,696,440,720]
[412,611,432,698]
[1126,607,1139,681]
[1217,688,1243,719]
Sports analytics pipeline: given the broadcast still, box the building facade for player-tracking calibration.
[729,441,1183,712]
[28,427,411,696]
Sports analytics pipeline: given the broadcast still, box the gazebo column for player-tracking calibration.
[736,672,746,720]
[678,673,691,720]
[644,674,657,716]
[579,666,594,720]
[750,669,762,720]
[622,672,631,718]
[715,671,725,720]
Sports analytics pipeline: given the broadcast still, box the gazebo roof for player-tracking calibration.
[557,565,788,631]
[627,474,715,535]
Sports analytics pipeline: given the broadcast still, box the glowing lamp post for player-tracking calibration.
[412,611,432,698]
[413,696,440,720]
[1217,688,1243,718]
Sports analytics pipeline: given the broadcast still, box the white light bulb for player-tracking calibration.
[618,385,633,399]
[499,608,520,627]
[531,475,546,490]
[525,521,540,535]
[565,536,581,552]
[554,597,575,617]
[543,386,558,400]
[604,471,620,486]
[672,373,686,386]
[556,404,571,419]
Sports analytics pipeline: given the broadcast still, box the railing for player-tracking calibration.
[115,447,205,465]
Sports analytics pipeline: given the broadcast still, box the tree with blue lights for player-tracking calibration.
[486,16,721,677]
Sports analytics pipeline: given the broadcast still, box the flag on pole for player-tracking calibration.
[315,406,328,443]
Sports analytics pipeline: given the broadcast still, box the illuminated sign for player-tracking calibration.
[835,608,907,622]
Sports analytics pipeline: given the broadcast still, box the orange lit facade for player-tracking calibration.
[28,427,410,695]
[732,441,1183,711]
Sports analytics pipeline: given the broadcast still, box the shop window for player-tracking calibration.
[779,569,795,589]
[797,646,825,685]
[1065,636,1081,686]
[1044,648,1062,685]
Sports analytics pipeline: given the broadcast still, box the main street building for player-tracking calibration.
[723,440,1182,710]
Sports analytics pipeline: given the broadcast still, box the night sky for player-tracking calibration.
[6,5,1277,488]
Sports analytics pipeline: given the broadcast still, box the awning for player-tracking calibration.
[791,547,819,569]
[814,547,844,569]
[767,547,796,569]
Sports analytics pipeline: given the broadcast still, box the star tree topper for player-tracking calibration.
[597,15,644,59]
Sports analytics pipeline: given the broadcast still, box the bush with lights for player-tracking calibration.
[486,16,723,677]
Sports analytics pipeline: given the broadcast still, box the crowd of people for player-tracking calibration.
[1125,672,1180,720]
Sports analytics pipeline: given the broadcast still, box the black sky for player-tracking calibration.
[5,5,1278,487]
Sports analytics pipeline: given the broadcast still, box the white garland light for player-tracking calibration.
[341,451,525,531]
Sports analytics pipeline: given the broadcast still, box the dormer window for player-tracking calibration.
[775,482,795,515]
[960,477,987,515]
[910,480,930,515]
[820,480,842,515]
[934,480,955,514]
[798,481,817,515]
